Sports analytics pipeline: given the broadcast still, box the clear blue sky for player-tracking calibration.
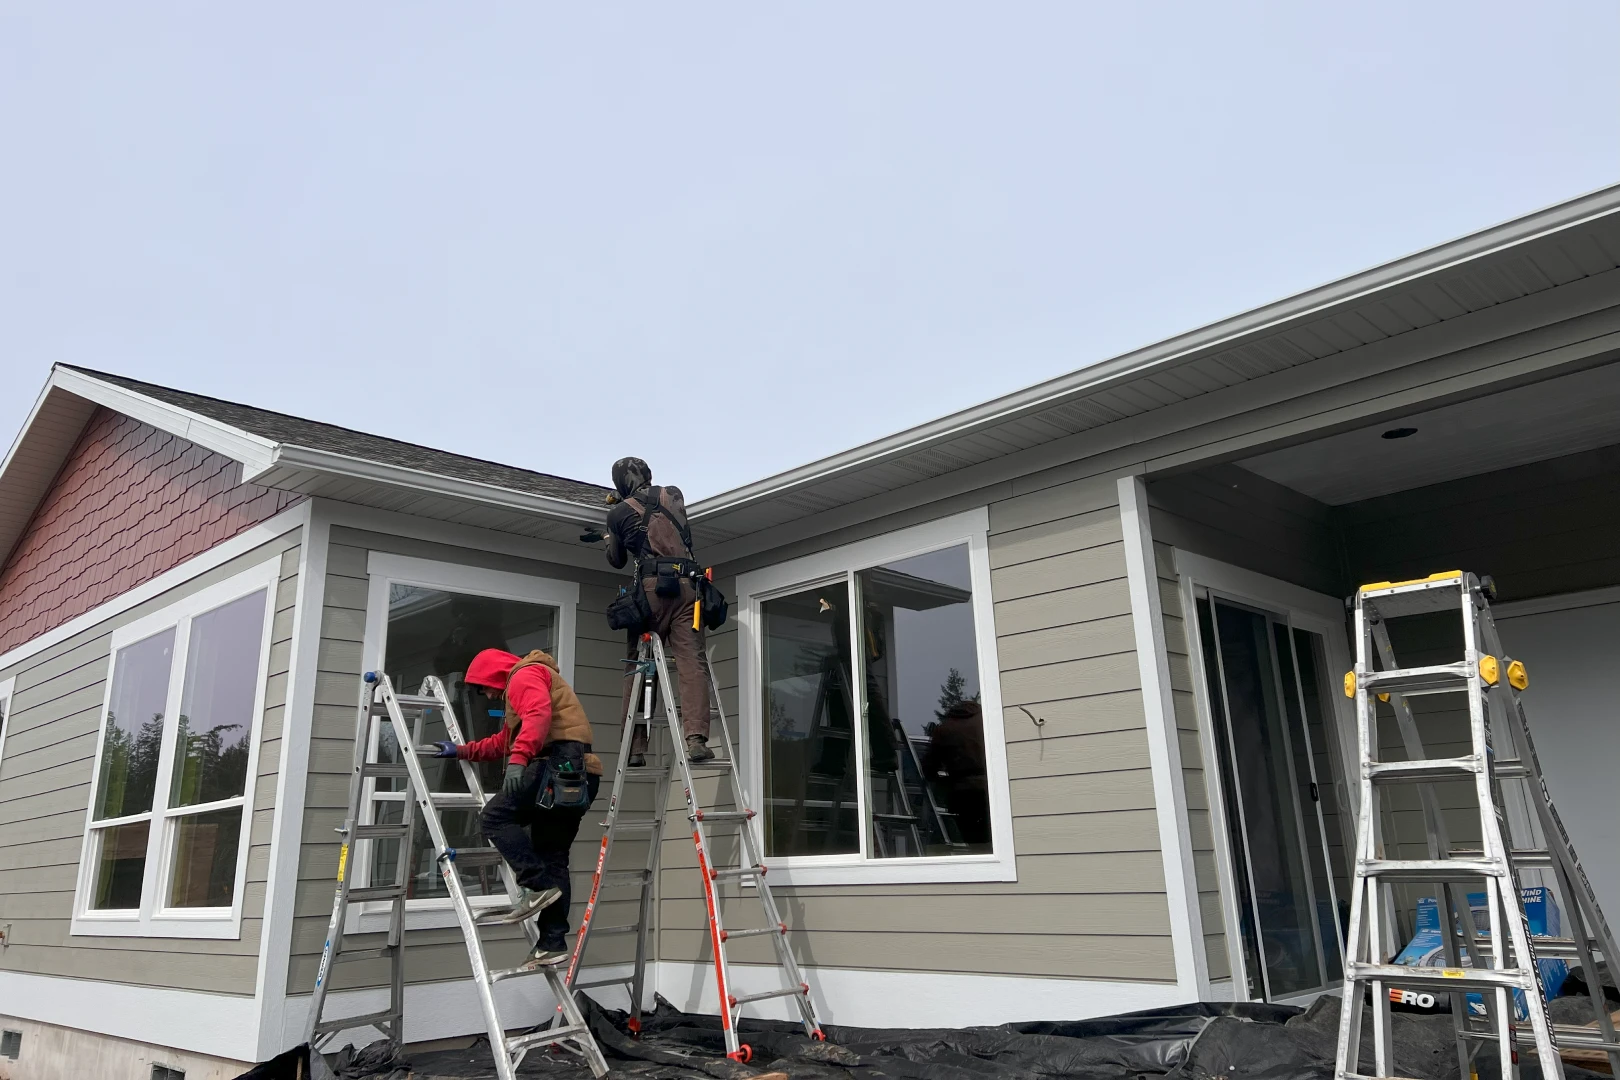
[2,3,1615,499]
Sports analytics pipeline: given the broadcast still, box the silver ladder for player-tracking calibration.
[302,672,608,1080]
[1336,571,1620,1080]
[565,632,826,1064]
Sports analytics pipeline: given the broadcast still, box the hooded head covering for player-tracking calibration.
[465,648,521,690]
[611,456,652,499]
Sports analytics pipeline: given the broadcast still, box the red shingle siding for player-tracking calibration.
[0,408,302,654]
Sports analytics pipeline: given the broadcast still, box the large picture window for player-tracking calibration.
[71,560,278,938]
[352,554,579,928]
[739,508,1013,885]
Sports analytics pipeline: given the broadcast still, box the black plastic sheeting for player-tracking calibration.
[365,994,1606,1080]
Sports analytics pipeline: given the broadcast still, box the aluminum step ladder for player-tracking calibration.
[1336,571,1620,1080]
[302,672,608,1080]
[565,632,826,1064]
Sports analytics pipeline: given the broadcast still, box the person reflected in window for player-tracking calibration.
[921,702,991,847]
[431,647,602,966]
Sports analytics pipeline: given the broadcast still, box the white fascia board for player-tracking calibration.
[260,443,607,527]
[690,182,1620,521]
[51,365,279,475]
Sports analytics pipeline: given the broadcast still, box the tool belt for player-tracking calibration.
[641,556,702,598]
[535,740,591,810]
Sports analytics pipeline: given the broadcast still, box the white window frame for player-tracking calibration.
[349,552,580,933]
[69,558,280,939]
[0,675,14,774]
[736,506,1016,886]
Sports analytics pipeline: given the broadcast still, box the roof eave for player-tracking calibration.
[690,181,1620,521]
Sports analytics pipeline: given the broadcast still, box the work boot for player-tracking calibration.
[524,939,570,968]
[628,724,648,768]
[477,886,561,926]
[685,734,715,764]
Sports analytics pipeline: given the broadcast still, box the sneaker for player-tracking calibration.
[477,886,561,926]
[685,734,715,764]
[524,941,570,968]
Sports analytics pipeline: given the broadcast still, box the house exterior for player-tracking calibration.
[3,184,1620,1076]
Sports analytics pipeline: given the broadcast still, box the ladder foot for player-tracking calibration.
[729,1044,752,1063]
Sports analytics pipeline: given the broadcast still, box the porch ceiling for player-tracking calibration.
[1237,358,1620,505]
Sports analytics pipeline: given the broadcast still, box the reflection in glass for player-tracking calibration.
[171,590,267,808]
[168,807,242,908]
[91,821,150,909]
[95,631,175,821]
[368,586,560,895]
[762,582,859,857]
[857,545,989,858]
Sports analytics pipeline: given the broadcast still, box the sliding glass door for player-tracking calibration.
[1195,593,1352,1001]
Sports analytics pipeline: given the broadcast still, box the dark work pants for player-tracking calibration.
[621,578,711,751]
[479,760,601,947]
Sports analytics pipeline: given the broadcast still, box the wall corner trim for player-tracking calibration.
[1117,475,1206,999]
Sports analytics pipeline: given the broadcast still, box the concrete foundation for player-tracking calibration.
[0,1016,252,1080]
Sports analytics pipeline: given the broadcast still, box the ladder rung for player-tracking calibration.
[508,1025,591,1053]
[710,866,764,882]
[1360,858,1503,883]
[729,984,808,1008]
[1363,663,1471,695]
[1449,847,1557,869]
[1352,962,1534,991]
[353,824,409,841]
[605,819,661,832]
[1494,762,1530,779]
[616,772,665,783]
[345,885,407,903]
[1459,1026,1620,1052]
[362,763,408,779]
[1367,756,1482,782]
[571,976,633,992]
[688,759,737,771]
[332,946,394,964]
[430,792,483,809]
[723,926,785,941]
[395,694,440,708]
[489,963,563,983]
[696,810,755,823]
[312,1008,399,1035]
[448,848,504,867]
[1520,937,1597,960]
[583,924,643,937]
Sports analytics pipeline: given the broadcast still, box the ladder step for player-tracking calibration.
[430,792,483,809]
[723,925,785,941]
[312,1008,399,1035]
[448,848,504,867]
[696,810,755,823]
[1363,663,1471,695]
[353,824,410,841]
[602,868,651,882]
[730,985,808,1008]
[688,759,737,771]
[1359,858,1504,883]
[1460,1026,1620,1052]
[1448,847,1556,869]
[584,924,643,937]
[1353,962,1534,991]
[331,946,394,964]
[345,885,407,903]
[571,976,633,992]
[489,963,565,983]
[711,866,765,882]
[362,763,408,779]
[509,1025,592,1054]
[1367,756,1482,782]
[604,819,661,832]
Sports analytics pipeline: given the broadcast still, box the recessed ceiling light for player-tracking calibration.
[1381,427,1418,440]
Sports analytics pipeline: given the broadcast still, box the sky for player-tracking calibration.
[2,3,1616,500]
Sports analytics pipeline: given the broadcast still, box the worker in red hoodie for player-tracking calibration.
[430,647,602,966]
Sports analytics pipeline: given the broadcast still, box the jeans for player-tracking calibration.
[479,752,601,948]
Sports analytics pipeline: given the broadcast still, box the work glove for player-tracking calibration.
[502,762,526,799]
[431,740,458,758]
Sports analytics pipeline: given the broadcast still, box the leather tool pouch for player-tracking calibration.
[536,741,590,810]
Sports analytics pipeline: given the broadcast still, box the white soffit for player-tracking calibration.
[1239,359,1620,505]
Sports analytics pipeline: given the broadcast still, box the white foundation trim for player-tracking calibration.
[0,969,259,1062]
[253,506,328,1059]
[0,501,312,676]
[1116,476,1203,999]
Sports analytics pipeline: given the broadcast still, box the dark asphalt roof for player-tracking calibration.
[66,366,612,507]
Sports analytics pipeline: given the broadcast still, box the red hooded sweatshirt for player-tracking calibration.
[458,649,552,767]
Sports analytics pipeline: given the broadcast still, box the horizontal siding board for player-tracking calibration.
[992,579,1131,636]
[999,652,1141,706]
[1002,690,1147,744]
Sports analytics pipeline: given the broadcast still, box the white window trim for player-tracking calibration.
[1171,549,1357,1002]
[349,552,581,933]
[69,558,281,939]
[735,506,1016,886]
[0,675,14,774]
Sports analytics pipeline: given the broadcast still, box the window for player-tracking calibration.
[352,554,579,928]
[71,560,278,938]
[738,508,1013,885]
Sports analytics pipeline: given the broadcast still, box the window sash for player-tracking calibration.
[72,561,277,936]
[750,528,997,870]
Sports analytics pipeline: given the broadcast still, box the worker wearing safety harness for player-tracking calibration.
[430,648,603,966]
[603,457,714,765]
